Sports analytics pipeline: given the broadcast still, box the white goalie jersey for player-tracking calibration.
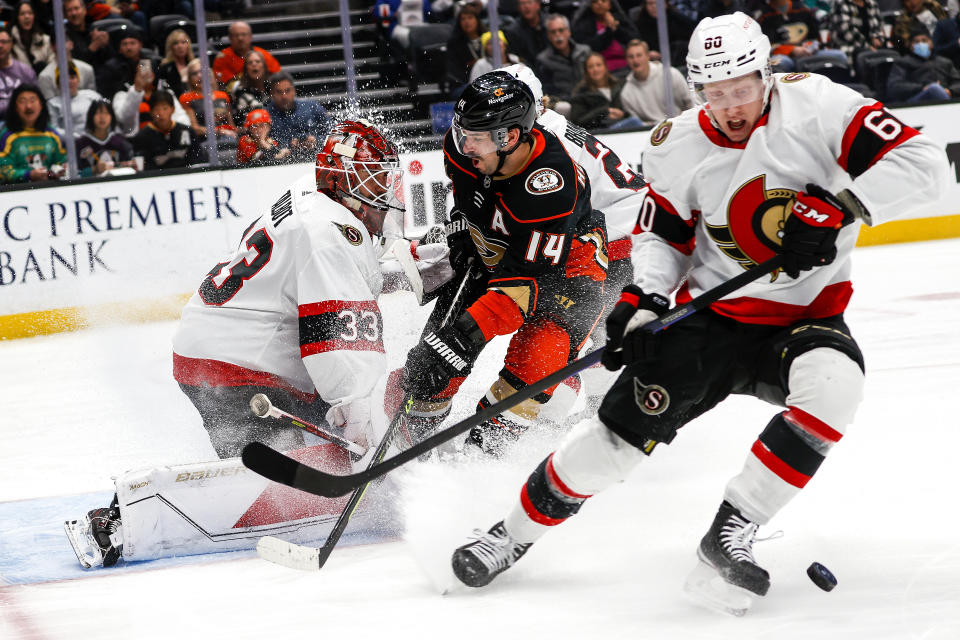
[634,72,948,324]
[172,173,386,408]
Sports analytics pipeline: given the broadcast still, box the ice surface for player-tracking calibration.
[1,239,959,639]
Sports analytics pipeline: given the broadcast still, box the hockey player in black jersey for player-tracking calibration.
[395,71,609,456]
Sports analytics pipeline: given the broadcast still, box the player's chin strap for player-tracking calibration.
[493,132,531,176]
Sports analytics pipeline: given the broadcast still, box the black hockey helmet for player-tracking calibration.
[452,70,536,158]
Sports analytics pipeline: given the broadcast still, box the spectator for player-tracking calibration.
[932,14,960,68]
[265,71,331,161]
[111,1,147,32]
[446,1,486,87]
[212,21,282,90]
[757,0,846,71]
[699,0,747,20]
[63,0,114,67]
[569,51,646,129]
[48,62,102,134]
[132,89,196,170]
[235,108,291,165]
[374,0,431,50]
[75,99,136,176]
[505,0,550,65]
[230,49,269,127]
[112,57,190,135]
[632,0,695,63]
[469,31,521,82]
[887,24,960,101]
[157,28,195,97]
[536,14,592,100]
[670,0,701,25]
[37,39,97,101]
[827,0,886,66]
[618,38,691,124]
[0,27,37,117]
[893,0,947,54]
[571,0,639,74]
[97,26,158,100]
[0,84,66,183]
[179,58,237,140]
[10,1,55,75]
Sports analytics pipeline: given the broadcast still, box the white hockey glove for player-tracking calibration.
[326,397,381,452]
[410,240,454,295]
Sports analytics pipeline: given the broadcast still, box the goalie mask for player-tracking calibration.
[316,119,405,239]
[686,12,773,118]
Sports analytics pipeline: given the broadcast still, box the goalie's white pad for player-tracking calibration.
[683,559,759,617]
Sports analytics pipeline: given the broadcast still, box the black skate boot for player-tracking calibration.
[452,521,532,588]
[64,497,123,569]
[464,416,527,457]
[683,501,769,616]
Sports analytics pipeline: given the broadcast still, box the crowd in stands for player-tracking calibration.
[0,1,332,186]
[376,0,960,131]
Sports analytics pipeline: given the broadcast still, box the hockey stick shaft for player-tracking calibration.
[249,393,366,456]
[290,264,477,568]
[242,255,784,498]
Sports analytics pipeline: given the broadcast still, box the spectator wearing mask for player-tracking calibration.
[536,14,592,100]
[469,31,521,82]
[48,62,102,135]
[893,0,947,54]
[132,90,196,170]
[76,99,136,176]
[618,38,691,124]
[231,50,269,127]
[212,21,282,90]
[505,0,550,65]
[265,71,331,161]
[571,0,639,74]
[10,1,55,75]
[827,0,886,66]
[0,84,66,183]
[887,24,960,101]
[63,0,114,67]
[0,27,37,117]
[38,39,96,101]
[570,51,646,129]
[446,1,486,87]
[157,29,195,97]
[236,108,291,165]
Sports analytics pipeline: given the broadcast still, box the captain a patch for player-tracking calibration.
[525,168,564,195]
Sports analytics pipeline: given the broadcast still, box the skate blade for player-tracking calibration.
[63,518,102,569]
[683,560,756,617]
[256,535,321,571]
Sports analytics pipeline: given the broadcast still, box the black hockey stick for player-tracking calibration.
[251,264,476,570]
[242,255,784,501]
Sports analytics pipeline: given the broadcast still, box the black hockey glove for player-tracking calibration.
[601,285,669,371]
[402,314,485,399]
[446,209,476,276]
[780,184,857,279]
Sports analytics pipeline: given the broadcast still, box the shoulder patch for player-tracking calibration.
[780,72,810,83]
[525,168,564,195]
[650,120,672,146]
[333,222,364,246]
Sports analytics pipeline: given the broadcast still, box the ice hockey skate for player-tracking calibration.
[451,521,532,587]
[64,500,123,569]
[683,501,769,616]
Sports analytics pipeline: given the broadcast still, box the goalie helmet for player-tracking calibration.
[316,119,405,238]
[686,12,773,111]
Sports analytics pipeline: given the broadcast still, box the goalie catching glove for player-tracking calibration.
[601,285,669,371]
[402,314,486,399]
[780,184,859,279]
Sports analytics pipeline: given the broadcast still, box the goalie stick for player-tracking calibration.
[242,255,785,502]
[253,264,476,571]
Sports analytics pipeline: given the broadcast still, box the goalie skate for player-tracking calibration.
[64,504,123,569]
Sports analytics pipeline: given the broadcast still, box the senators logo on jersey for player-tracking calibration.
[706,175,797,281]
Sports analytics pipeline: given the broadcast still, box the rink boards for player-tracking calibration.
[1,101,958,339]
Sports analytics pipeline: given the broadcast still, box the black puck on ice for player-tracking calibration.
[806,562,837,591]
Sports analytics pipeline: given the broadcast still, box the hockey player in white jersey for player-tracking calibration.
[450,13,948,613]
[65,119,407,569]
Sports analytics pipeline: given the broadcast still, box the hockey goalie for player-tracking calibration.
[64,120,428,568]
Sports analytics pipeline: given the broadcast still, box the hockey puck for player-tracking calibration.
[806,562,837,591]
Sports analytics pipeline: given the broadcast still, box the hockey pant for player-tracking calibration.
[111,444,397,562]
[502,313,865,542]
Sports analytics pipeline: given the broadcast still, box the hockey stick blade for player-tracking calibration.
[241,255,784,499]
